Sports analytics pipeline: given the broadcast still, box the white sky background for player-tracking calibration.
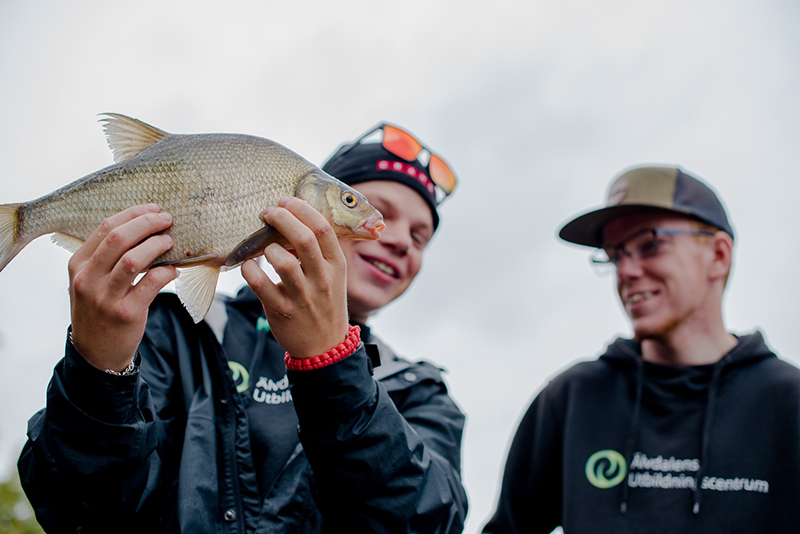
[1,1,799,532]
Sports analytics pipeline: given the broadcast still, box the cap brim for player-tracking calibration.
[558,204,689,247]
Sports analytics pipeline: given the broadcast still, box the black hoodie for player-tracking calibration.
[484,332,800,534]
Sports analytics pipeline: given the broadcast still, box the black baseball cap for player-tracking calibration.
[559,166,734,247]
[322,141,441,231]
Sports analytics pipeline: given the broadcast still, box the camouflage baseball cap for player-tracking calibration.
[559,166,734,247]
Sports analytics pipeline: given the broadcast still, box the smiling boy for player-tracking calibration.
[19,123,468,533]
[483,166,800,533]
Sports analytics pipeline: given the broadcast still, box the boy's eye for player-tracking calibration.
[638,239,660,257]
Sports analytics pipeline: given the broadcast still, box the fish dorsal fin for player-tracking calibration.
[99,113,169,163]
[175,264,221,323]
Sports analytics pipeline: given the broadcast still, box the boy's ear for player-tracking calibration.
[709,232,733,284]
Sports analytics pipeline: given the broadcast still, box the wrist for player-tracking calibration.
[104,357,137,376]
[284,325,361,371]
[68,327,137,376]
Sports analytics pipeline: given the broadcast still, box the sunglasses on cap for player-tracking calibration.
[338,122,457,203]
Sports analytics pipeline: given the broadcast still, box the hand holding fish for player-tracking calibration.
[242,197,349,360]
[68,204,178,372]
[0,113,385,323]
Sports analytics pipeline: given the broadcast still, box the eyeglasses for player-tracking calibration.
[337,122,457,203]
[590,228,716,275]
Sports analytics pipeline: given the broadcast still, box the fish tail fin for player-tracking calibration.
[175,264,221,323]
[0,203,28,272]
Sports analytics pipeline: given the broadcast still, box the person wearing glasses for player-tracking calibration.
[19,123,468,533]
[483,166,800,533]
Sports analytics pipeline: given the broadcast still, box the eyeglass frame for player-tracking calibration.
[333,121,456,204]
[589,227,717,274]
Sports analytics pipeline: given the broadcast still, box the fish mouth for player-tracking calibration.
[335,216,385,241]
[362,254,399,278]
[364,216,386,239]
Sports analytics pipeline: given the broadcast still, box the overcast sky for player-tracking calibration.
[2,1,799,532]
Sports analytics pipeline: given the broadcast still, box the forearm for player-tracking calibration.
[19,333,160,531]
[290,348,467,533]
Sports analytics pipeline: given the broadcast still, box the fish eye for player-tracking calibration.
[341,191,358,208]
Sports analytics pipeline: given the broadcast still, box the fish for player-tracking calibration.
[0,113,386,322]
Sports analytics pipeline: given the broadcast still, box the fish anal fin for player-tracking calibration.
[51,232,85,254]
[226,226,290,267]
[175,264,221,323]
[98,113,169,163]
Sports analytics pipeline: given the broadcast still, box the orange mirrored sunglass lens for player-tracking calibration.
[428,154,456,194]
[382,125,423,161]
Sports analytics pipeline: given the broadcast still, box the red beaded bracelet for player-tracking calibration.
[284,325,361,371]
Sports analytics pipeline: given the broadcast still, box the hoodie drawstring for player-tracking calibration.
[619,357,645,515]
[619,355,730,516]
[692,355,730,515]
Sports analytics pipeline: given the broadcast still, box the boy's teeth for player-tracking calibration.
[629,292,654,304]
[368,259,396,276]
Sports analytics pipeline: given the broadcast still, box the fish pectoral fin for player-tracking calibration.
[226,226,289,267]
[51,232,85,254]
[175,264,221,323]
[98,113,169,163]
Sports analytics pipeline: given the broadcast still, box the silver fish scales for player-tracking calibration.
[0,114,385,322]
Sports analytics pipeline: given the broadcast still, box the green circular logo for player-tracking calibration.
[228,361,250,393]
[585,450,627,489]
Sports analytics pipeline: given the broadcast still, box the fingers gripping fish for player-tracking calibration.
[0,114,385,322]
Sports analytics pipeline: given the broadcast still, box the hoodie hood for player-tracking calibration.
[600,332,774,368]
[597,332,776,516]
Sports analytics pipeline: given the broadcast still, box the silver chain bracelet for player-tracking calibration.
[104,357,137,376]
[68,328,137,376]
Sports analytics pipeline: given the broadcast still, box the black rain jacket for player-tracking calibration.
[19,290,468,533]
